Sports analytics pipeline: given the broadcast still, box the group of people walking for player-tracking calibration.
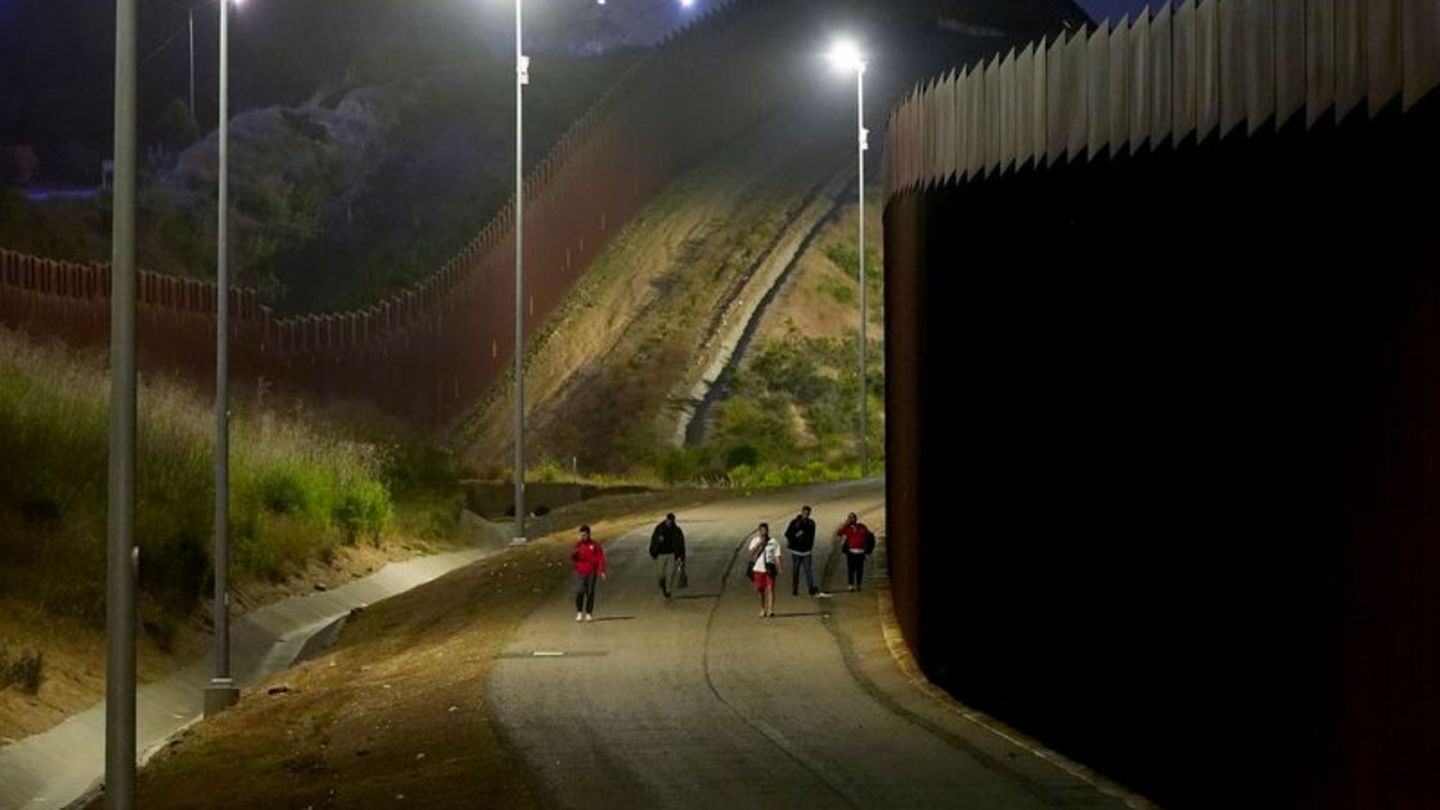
[745,507,875,618]
[569,507,874,621]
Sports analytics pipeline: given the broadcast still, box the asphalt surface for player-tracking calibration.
[488,480,1139,809]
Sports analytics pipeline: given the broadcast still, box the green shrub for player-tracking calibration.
[0,329,415,602]
[392,491,463,541]
[233,514,332,584]
[532,458,569,484]
[335,479,392,546]
[665,333,884,489]
[256,467,310,515]
[823,242,883,282]
[727,461,862,489]
[384,443,458,497]
[724,444,759,470]
[659,448,704,486]
[819,275,856,305]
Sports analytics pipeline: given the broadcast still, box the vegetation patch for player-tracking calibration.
[643,335,883,486]
[0,328,467,732]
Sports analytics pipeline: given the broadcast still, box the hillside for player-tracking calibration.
[1,51,635,312]
[454,0,1089,485]
[456,118,884,486]
[2,0,1092,482]
[0,328,469,743]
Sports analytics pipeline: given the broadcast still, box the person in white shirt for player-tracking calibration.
[747,522,783,618]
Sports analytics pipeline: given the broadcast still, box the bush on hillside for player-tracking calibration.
[822,242,883,282]
[335,479,391,546]
[675,336,884,487]
[0,329,404,610]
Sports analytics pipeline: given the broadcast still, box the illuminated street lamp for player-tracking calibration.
[511,0,699,541]
[827,38,870,478]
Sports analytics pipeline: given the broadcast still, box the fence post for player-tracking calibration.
[1403,0,1440,110]
[1368,0,1403,115]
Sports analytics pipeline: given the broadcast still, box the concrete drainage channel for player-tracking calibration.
[0,516,514,810]
[673,169,854,446]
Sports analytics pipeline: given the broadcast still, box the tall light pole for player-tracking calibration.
[188,8,196,120]
[107,0,139,803]
[205,0,240,716]
[510,0,661,534]
[513,0,529,544]
[828,39,869,478]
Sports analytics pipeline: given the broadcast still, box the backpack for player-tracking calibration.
[862,528,876,555]
[744,535,765,578]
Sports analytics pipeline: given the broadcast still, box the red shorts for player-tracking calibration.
[752,570,774,591]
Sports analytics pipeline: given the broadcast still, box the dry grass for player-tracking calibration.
[0,328,466,743]
[757,185,885,345]
[0,518,463,745]
[109,540,562,810]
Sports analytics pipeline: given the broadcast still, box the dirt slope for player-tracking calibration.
[458,96,854,476]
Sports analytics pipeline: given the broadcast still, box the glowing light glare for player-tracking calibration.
[827,39,866,74]
[680,0,695,8]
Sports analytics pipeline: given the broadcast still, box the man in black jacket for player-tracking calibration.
[784,505,818,596]
[649,513,686,598]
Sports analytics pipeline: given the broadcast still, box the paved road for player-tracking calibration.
[489,480,1138,809]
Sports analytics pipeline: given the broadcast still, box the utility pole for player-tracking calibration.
[513,0,529,544]
[106,0,139,803]
[856,61,868,478]
[188,9,195,120]
[205,0,240,716]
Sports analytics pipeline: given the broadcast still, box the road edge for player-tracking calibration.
[869,568,1161,810]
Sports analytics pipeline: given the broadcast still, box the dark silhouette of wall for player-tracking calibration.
[883,1,1440,804]
[888,95,1440,809]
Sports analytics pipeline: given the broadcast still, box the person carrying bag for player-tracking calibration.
[746,522,782,618]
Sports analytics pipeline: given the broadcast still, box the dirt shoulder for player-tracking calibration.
[87,489,733,809]
[0,530,470,746]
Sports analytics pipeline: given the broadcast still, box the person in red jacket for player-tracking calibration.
[835,512,874,592]
[571,525,607,622]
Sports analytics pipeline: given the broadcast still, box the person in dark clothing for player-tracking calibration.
[784,505,818,596]
[570,525,607,622]
[648,512,686,598]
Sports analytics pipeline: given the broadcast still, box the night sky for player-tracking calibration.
[1075,0,1161,22]
[0,0,1178,183]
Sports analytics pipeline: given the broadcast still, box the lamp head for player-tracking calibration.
[827,39,866,75]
